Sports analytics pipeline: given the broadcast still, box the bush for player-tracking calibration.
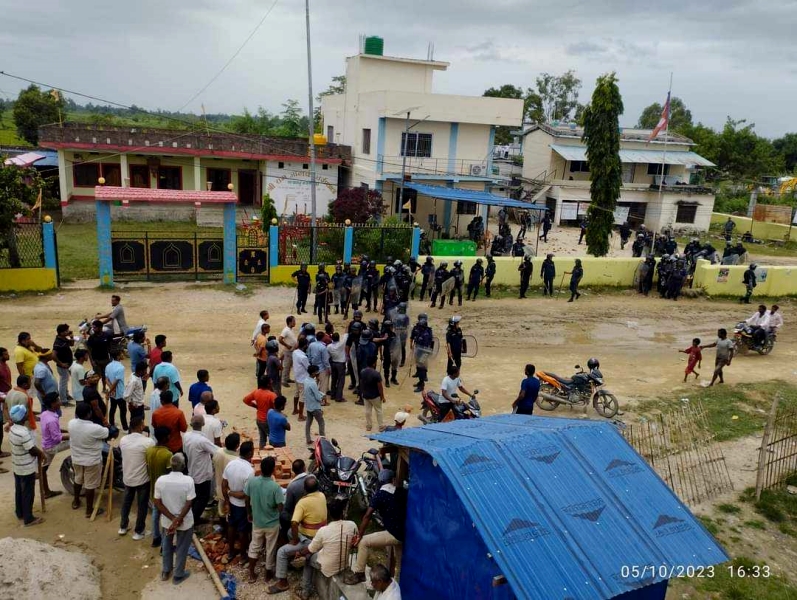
[329,188,384,223]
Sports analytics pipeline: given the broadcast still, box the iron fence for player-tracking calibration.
[0,222,44,269]
[352,225,413,263]
[237,227,269,280]
[111,230,224,281]
[279,224,347,265]
[756,404,797,497]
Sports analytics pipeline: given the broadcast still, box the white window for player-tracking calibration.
[401,132,432,158]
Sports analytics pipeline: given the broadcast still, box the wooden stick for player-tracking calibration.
[90,448,113,521]
[192,533,230,599]
[107,447,114,521]
[38,460,46,513]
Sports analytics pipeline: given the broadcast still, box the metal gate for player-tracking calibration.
[111,230,225,281]
[237,227,269,281]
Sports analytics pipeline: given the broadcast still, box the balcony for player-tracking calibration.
[546,177,714,196]
[378,155,498,178]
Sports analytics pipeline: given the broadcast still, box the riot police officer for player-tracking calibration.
[365,261,380,312]
[540,253,556,297]
[518,255,533,299]
[466,258,484,301]
[419,256,435,301]
[430,261,450,309]
[291,263,311,314]
[485,255,496,297]
[380,319,399,386]
[331,264,346,314]
[446,315,464,372]
[394,302,411,367]
[449,260,465,307]
[410,313,434,393]
[314,263,331,323]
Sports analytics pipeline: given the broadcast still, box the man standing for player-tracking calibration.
[293,338,310,421]
[578,217,588,245]
[701,329,735,386]
[429,261,449,309]
[9,405,45,527]
[127,331,150,381]
[118,416,155,540]
[360,355,386,432]
[466,258,484,301]
[307,333,331,400]
[620,221,631,250]
[265,341,282,399]
[279,316,297,389]
[345,469,405,586]
[419,256,435,301]
[146,426,173,547]
[270,476,328,595]
[484,256,496,298]
[327,332,347,403]
[213,433,240,522]
[251,310,270,347]
[539,212,552,243]
[105,350,127,431]
[188,370,212,410]
[518,256,533,299]
[154,453,195,585]
[303,366,325,446]
[448,260,465,307]
[40,393,69,498]
[410,314,433,393]
[153,351,182,407]
[513,364,539,415]
[202,400,223,447]
[149,335,167,377]
[292,263,312,314]
[124,361,148,423]
[33,351,58,413]
[566,259,584,302]
[149,377,169,425]
[445,316,463,373]
[97,294,128,334]
[86,320,112,391]
[81,370,109,427]
[540,254,556,297]
[68,402,110,518]
[0,347,12,463]
[724,216,736,240]
[741,263,758,304]
[332,264,346,315]
[243,376,277,450]
[14,332,42,378]
[222,441,255,565]
[53,323,75,405]
[254,323,271,381]
[183,414,218,523]
[280,459,308,538]
[151,391,187,454]
[6,375,36,432]
[245,456,284,584]
[267,396,290,448]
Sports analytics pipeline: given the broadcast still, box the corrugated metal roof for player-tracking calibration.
[550,144,716,167]
[404,182,547,211]
[372,415,728,600]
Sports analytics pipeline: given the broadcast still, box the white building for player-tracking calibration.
[321,42,523,236]
[519,123,717,232]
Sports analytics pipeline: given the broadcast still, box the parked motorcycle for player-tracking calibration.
[356,448,384,524]
[60,442,124,496]
[733,322,776,355]
[308,437,361,510]
[535,363,619,418]
[418,389,481,424]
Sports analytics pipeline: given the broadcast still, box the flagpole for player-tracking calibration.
[657,73,673,207]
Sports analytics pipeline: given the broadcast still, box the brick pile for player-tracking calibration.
[235,429,296,487]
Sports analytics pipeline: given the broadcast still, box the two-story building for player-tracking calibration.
[520,122,716,232]
[321,39,524,237]
[38,123,351,222]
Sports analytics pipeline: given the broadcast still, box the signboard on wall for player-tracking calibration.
[266,161,338,218]
[717,268,729,283]
[613,206,630,224]
[561,201,589,221]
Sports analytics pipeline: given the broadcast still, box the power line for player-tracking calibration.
[176,0,281,112]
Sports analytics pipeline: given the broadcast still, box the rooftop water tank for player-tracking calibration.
[364,36,384,56]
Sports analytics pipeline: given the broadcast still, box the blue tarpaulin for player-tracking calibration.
[403,182,547,211]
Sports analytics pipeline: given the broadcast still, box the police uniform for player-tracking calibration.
[448,265,464,306]
[446,324,463,371]
[292,268,311,313]
[466,263,484,301]
[485,259,496,297]
[541,257,556,296]
[430,265,449,308]
[331,270,346,314]
[314,270,331,323]
[410,322,434,391]
[419,260,435,301]
[518,259,533,298]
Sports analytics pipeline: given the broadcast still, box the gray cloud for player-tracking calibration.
[0,0,795,137]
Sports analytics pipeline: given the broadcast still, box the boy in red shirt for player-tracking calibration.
[243,376,277,449]
[679,338,702,382]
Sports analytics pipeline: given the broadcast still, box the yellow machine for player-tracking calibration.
[780,177,797,197]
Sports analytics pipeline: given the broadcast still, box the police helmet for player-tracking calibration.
[350,321,364,334]
[476,258,483,264]
[487,255,494,262]
[449,316,461,326]
[587,357,600,370]
[301,262,308,268]
[547,253,554,259]
[318,262,326,270]
[750,263,758,270]
[360,254,369,263]
[303,323,316,336]
[368,318,379,329]
[370,261,378,268]
[383,319,394,328]
[386,266,395,275]
[418,312,428,322]
[410,256,418,262]
[335,264,343,271]
[360,329,374,343]
[637,233,644,239]
[425,256,434,264]
[394,259,403,267]
[523,255,531,262]
[353,310,363,319]
[441,261,448,268]
[265,340,279,353]
[398,302,408,313]
[454,260,462,267]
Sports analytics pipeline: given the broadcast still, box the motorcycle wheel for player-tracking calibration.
[593,393,619,419]
[759,340,774,355]
[535,385,559,411]
[735,341,749,355]
[60,457,76,497]
[420,407,434,424]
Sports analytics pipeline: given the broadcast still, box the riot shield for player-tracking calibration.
[332,288,341,306]
[338,288,350,310]
[441,275,456,297]
[414,345,433,369]
[430,336,441,359]
[461,334,478,358]
[350,277,362,307]
[389,334,402,367]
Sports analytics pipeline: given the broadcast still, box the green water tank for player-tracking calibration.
[364,36,384,56]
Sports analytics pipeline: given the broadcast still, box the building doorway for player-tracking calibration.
[238,170,258,206]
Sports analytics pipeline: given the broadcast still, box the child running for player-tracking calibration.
[679,338,702,382]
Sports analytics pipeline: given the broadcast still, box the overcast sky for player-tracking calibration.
[1,0,795,138]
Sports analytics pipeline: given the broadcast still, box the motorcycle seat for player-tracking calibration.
[318,438,338,469]
[548,373,574,385]
[427,390,451,406]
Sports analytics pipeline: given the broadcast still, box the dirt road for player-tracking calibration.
[0,283,793,597]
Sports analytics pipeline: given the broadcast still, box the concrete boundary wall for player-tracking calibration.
[711,212,794,241]
[0,268,58,292]
[693,260,797,297]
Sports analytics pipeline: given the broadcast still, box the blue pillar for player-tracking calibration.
[343,225,354,264]
[486,125,496,176]
[411,225,421,258]
[443,182,453,236]
[96,201,113,287]
[42,221,56,269]
[223,202,237,284]
[447,122,459,175]
[269,224,279,269]
[377,117,387,176]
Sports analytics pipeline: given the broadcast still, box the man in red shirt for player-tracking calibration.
[243,376,277,449]
[151,390,187,453]
[149,335,167,377]
[0,347,12,462]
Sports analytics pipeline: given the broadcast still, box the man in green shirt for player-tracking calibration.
[245,456,284,583]
[145,426,174,548]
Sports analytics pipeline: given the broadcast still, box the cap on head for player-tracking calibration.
[394,411,409,424]
[9,404,27,423]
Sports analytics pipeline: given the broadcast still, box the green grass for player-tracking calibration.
[636,381,797,442]
[743,520,767,530]
[0,108,30,146]
[740,476,797,536]
[699,516,721,536]
[692,557,797,599]
[718,503,742,514]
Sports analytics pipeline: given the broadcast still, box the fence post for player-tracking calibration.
[269,222,279,269]
[96,201,114,287]
[756,396,780,500]
[411,224,421,258]
[343,223,353,264]
[310,227,317,264]
[222,202,237,284]
[42,221,56,270]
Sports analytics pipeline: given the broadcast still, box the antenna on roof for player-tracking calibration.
[431,43,435,61]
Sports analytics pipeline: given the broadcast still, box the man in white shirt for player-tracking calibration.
[118,416,155,539]
[68,402,110,518]
[251,310,270,346]
[746,304,771,347]
[154,453,195,584]
[213,433,241,519]
[769,305,784,334]
[292,338,310,421]
[371,564,402,600]
[200,399,223,446]
[69,350,89,402]
[124,361,148,424]
[183,414,219,523]
[222,441,255,563]
[279,316,297,387]
[441,365,474,404]
[327,332,347,403]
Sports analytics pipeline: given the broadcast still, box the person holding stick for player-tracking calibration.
[68,402,110,518]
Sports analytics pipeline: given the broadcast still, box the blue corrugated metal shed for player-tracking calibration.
[402,182,547,211]
[371,415,728,600]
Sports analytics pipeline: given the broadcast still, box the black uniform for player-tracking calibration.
[667,265,686,301]
[568,264,583,302]
[620,223,631,249]
[448,265,464,306]
[519,260,533,298]
[446,325,463,372]
[430,266,449,308]
[331,271,346,314]
[314,271,331,323]
[341,273,355,319]
[411,323,434,391]
[642,258,655,296]
[578,219,588,244]
[419,262,435,301]
[466,263,484,300]
[365,266,380,312]
[485,260,496,297]
[540,257,556,296]
[742,268,757,304]
[292,269,311,313]
[664,239,677,255]
[381,326,398,385]
[539,216,552,242]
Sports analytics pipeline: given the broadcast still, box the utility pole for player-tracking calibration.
[304,0,317,226]
[398,111,410,223]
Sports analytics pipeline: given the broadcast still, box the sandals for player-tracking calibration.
[45,491,63,499]
[267,584,289,595]
[24,517,45,527]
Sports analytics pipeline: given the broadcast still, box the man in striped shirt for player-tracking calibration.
[9,404,45,526]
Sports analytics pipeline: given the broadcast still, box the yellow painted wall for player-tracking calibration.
[692,260,797,297]
[711,212,793,241]
[0,268,58,292]
[269,265,386,285]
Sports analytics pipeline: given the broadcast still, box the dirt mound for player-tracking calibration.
[0,537,100,600]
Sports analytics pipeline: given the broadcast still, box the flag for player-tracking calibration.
[31,189,42,212]
[647,92,670,142]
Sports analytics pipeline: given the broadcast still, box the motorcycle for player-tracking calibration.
[535,365,619,418]
[418,389,481,424]
[308,437,361,510]
[356,448,384,525]
[79,318,147,358]
[733,322,776,355]
[60,442,124,496]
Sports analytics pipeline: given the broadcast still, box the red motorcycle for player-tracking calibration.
[418,389,481,424]
[308,437,361,509]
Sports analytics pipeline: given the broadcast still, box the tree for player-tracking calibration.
[229,107,278,136]
[328,187,384,223]
[581,73,624,257]
[715,118,782,182]
[13,85,63,145]
[315,75,346,132]
[533,70,583,123]
[260,193,277,226]
[278,99,304,138]
[636,97,693,133]
[0,161,44,267]
[773,133,797,173]
[483,84,524,144]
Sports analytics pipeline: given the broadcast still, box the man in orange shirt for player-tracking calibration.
[254,323,270,382]
[243,376,277,450]
[151,391,187,453]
